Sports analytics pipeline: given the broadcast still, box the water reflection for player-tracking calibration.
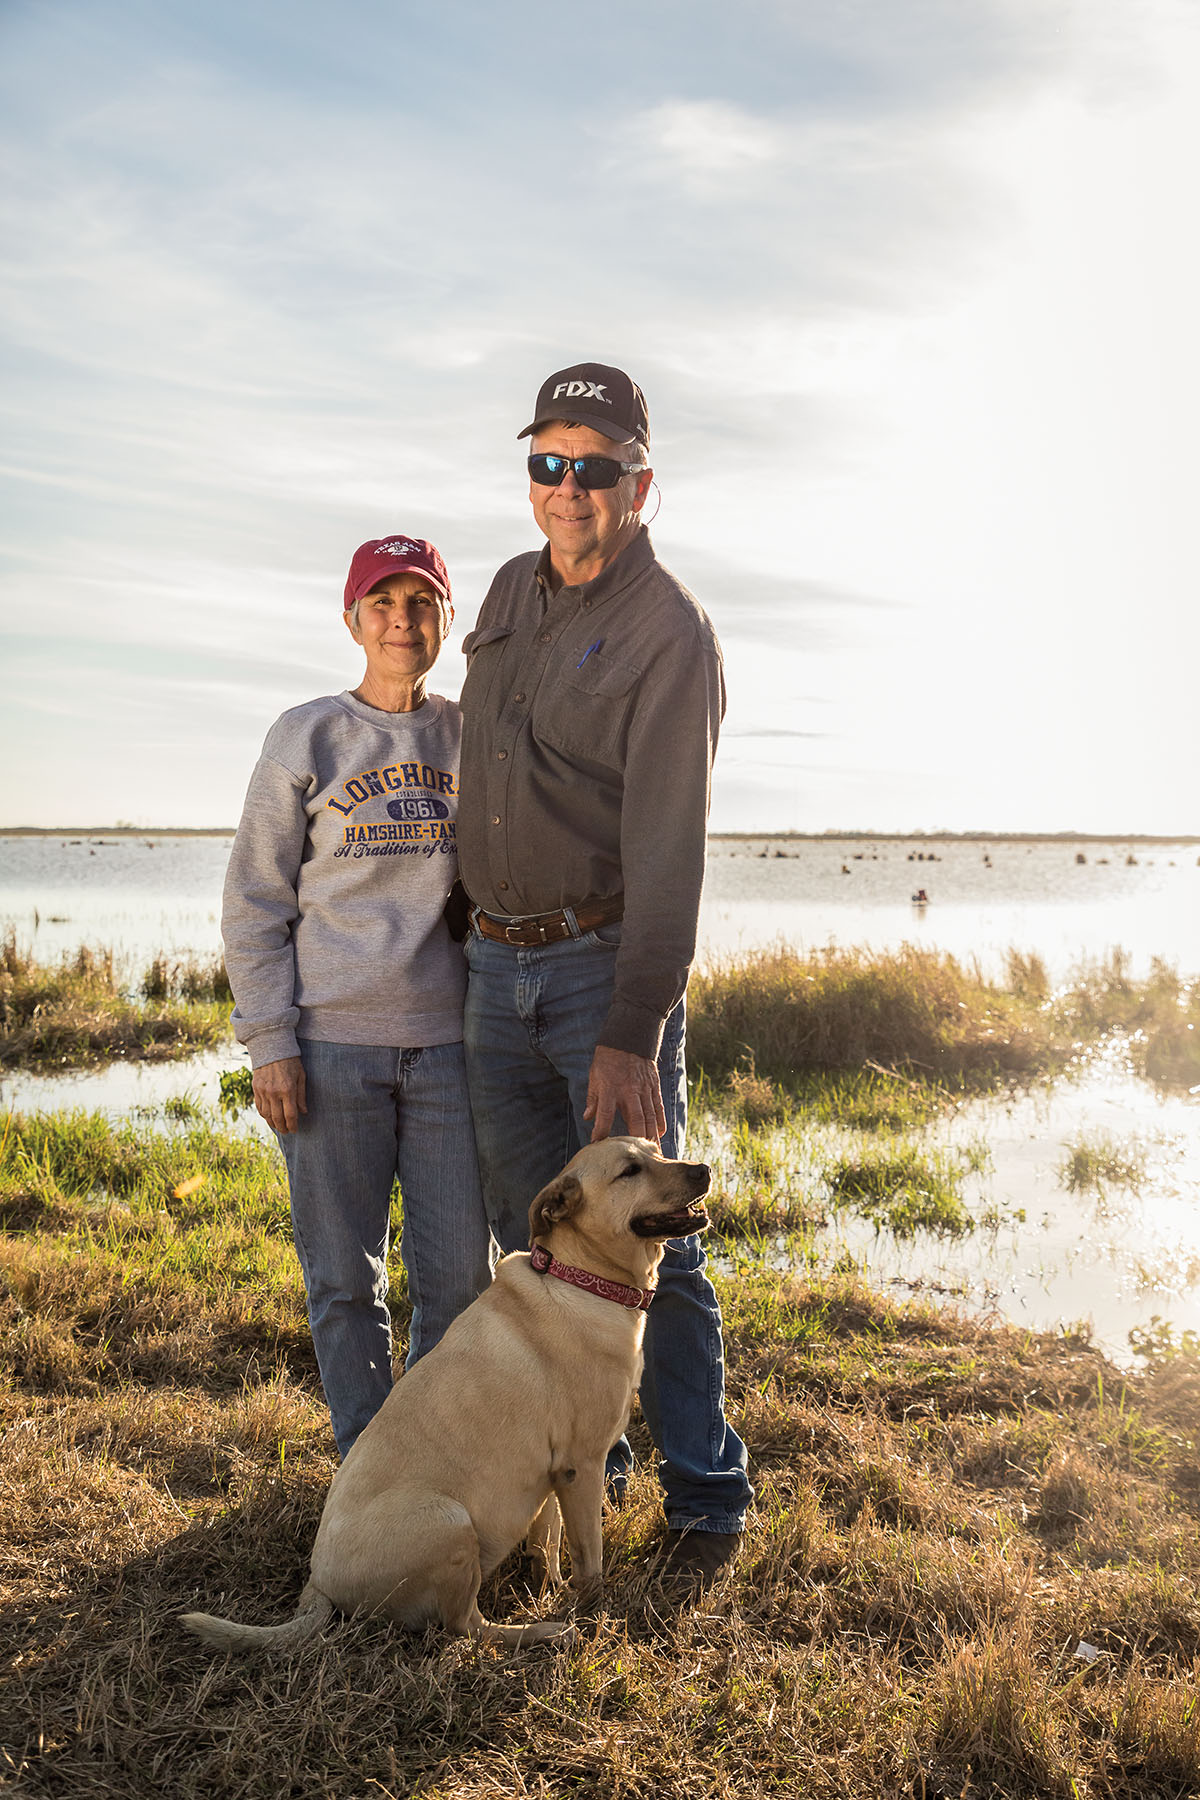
[839,1075,1200,1363]
[0,1049,271,1146]
[6,1044,1196,1367]
[699,1059,1200,1367]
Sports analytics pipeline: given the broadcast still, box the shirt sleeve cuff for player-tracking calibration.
[243,1025,302,1069]
[598,999,666,1061]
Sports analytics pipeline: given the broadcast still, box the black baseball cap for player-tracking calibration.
[517,361,650,448]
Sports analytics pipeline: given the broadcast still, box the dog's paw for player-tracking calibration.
[522,1617,577,1648]
[569,1575,604,1610]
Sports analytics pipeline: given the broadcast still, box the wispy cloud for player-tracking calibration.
[726,728,828,739]
[628,100,783,190]
[0,0,1194,829]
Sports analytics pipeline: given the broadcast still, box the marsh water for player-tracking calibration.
[3,831,1199,1365]
[3,831,1200,976]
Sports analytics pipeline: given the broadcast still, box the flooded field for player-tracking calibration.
[4,1038,1198,1369]
[3,831,1199,977]
[702,834,1200,977]
[2,830,1199,1365]
[697,1048,1200,1365]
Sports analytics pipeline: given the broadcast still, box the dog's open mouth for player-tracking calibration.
[631,1202,711,1239]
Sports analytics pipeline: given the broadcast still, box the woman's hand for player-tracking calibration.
[253,1057,308,1134]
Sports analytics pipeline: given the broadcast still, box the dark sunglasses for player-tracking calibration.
[527,452,643,491]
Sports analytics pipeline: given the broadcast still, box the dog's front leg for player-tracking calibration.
[525,1495,563,1591]
[553,1464,605,1604]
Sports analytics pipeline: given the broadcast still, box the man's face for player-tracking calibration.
[528,423,653,579]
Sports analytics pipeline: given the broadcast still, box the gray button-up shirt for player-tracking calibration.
[457,528,725,1059]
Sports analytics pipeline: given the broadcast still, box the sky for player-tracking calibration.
[1,0,1197,834]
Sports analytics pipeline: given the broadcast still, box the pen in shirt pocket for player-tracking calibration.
[576,639,604,669]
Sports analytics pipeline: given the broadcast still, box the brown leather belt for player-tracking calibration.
[470,893,624,947]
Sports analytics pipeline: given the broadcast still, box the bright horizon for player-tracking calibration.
[4,828,1199,845]
[2,1,1197,836]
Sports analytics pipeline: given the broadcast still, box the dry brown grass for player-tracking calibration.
[688,944,1200,1096]
[0,932,230,1069]
[3,1219,1200,1798]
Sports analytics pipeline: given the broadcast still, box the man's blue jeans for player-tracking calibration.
[279,1037,493,1460]
[463,924,752,1535]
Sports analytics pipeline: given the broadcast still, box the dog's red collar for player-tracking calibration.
[529,1243,655,1312]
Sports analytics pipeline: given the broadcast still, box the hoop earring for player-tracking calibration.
[643,480,662,525]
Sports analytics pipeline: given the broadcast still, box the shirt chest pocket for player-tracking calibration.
[536,650,643,770]
[461,624,516,714]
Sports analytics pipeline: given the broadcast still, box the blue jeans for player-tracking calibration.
[463,924,752,1534]
[279,1037,493,1460]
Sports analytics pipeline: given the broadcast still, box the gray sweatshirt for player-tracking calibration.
[222,690,466,1067]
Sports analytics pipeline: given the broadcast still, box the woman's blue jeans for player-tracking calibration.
[463,925,752,1535]
[279,1037,493,1460]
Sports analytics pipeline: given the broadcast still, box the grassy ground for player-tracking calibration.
[2,1104,1199,1799]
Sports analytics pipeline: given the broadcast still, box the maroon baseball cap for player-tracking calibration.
[517,361,650,448]
[343,536,451,610]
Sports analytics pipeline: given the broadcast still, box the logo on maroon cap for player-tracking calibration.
[343,536,451,610]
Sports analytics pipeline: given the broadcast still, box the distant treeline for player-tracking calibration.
[0,826,237,837]
[3,826,1198,843]
[713,830,1200,845]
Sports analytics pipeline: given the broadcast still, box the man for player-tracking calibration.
[457,360,752,1582]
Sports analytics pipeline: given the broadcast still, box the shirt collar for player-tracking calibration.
[534,527,655,610]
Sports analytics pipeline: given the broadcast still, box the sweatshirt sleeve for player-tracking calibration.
[600,611,725,1059]
[221,752,310,1068]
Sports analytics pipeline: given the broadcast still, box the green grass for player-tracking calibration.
[0,1108,401,1391]
[1129,1315,1200,1364]
[1060,1132,1150,1195]
[695,1062,948,1134]
[4,928,1198,1794]
[823,1142,974,1238]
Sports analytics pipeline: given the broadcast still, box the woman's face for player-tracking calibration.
[345,571,450,685]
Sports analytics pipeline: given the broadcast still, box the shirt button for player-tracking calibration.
[497,749,508,761]
[491,815,501,825]
[513,692,525,703]
[539,631,552,643]
[498,881,509,891]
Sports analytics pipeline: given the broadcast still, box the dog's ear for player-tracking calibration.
[528,1173,584,1243]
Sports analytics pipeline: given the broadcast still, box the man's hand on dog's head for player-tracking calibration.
[584,1045,667,1144]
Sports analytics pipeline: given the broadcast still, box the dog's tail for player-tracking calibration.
[179,1579,335,1653]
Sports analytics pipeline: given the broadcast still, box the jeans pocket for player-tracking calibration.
[585,921,623,948]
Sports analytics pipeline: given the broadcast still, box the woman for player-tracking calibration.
[222,534,492,1460]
